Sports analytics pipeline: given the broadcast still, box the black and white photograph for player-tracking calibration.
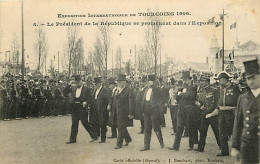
[0,0,259,163]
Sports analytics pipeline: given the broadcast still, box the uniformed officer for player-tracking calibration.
[140,74,164,151]
[195,74,221,152]
[231,58,260,163]
[216,71,240,156]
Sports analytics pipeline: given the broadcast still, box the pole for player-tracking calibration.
[112,50,113,76]
[21,0,25,79]
[58,51,59,72]
[159,44,161,77]
[222,9,225,71]
[135,45,137,79]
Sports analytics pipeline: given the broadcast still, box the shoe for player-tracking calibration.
[168,147,178,151]
[124,139,132,146]
[89,138,98,142]
[25,117,29,119]
[194,148,203,152]
[188,148,194,151]
[108,136,117,139]
[216,153,229,156]
[140,148,150,151]
[99,141,105,143]
[114,146,122,149]
[171,133,175,135]
[160,143,164,148]
[66,141,76,144]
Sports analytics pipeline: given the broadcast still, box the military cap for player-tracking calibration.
[216,71,232,80]
[181,71,192,80]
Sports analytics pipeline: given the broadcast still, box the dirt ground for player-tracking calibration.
[0,113,237,164]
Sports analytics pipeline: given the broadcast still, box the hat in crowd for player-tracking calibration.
[117,74,127,81]
[200,74,210,81]
[148,74,156,81]
[170,78,176,85]
[216,71,232,80]
[181,71,192,80]
[141,75,147,83]
[192,75,198,81]
[94,77,102,84]
[107,77,116,85]
[158,77,163,83]
[74,75,81,82]
[177,80,183,86]
[243,58,260,78]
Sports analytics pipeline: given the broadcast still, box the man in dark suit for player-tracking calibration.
[231,59,260,163]
[140,74,164,151]
[169,71,199,151]
[107,77,118,138]
[114,74,135,149]
[90,77,110,143]
[66,75,97,144]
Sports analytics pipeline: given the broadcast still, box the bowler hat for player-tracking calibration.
[148,74,156,81]
[181,71,192,80]
[94,77,102,84]
[117,74,126,81]
[243,58,260,78]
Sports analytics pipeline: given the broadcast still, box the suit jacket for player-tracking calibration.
[135,86,146,120]
[70,85,92,104]
[90,86,110,125]
[141,85,162,112]
[177,84,197,107]
[113,86,135,129]
[232,91,260,150]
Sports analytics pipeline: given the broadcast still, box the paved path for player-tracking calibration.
[0,113,237,164]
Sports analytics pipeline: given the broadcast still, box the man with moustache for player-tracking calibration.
[140,74,164,151]
[231,58,260,163]
[66,75,97,144]
[114,74,135,149]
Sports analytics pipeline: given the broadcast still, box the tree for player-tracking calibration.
[92,37,104,75]
[10,33,20,64]
[98,24,110,75]
[35,24,48,72]
[145,11,162,75]
[71,37,84,74]
[124,59,132,75]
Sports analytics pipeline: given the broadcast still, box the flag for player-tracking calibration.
[208,17,215,23]
[219,14,227,21]
[230,22,236,29]
[216,22,222,27]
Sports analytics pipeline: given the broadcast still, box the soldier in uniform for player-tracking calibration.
[140,74,164,151]
[195,74,221,152]
[107,77,118,138]
[169,71,199,151]
[90,77,110,143]
[231,59,260,163]
[114,74,135,149]
[216,71,240,156]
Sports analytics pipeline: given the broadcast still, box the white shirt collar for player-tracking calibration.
[251,88,260,98]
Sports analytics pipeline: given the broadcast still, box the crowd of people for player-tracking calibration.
[0,58,259,164]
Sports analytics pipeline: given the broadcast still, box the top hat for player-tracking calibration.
[148,74,156,81]
[170,78,176,85]
[216,71,232,80]
[107,77,116,85]
[243,58,260,78]
[158,77,163,83]
[74,75,81,82]
[94,77,102,84]
[117,74,127,81]
[181,71,192,80]
[141,76,147,83]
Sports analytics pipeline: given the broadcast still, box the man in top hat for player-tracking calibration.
[140,74,164,151]
[231,58,260,163]
[168,77,178,135]
[158,77,169,128]
[195,74,221,152]
[216,71,240,156]
[90,76,110,143]
[169,71,199,151]
[66,75,97,144]
[107,77,118,138]
[113,74,135,149]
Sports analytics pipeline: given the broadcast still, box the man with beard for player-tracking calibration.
[114,74,135,149]
[231,59,260,163]
[140,74,164,151]
[216,71,240,156]
[66,75,97,144]
[90,77,110,143]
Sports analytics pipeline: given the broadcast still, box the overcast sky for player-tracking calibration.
[0,0,260,71]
